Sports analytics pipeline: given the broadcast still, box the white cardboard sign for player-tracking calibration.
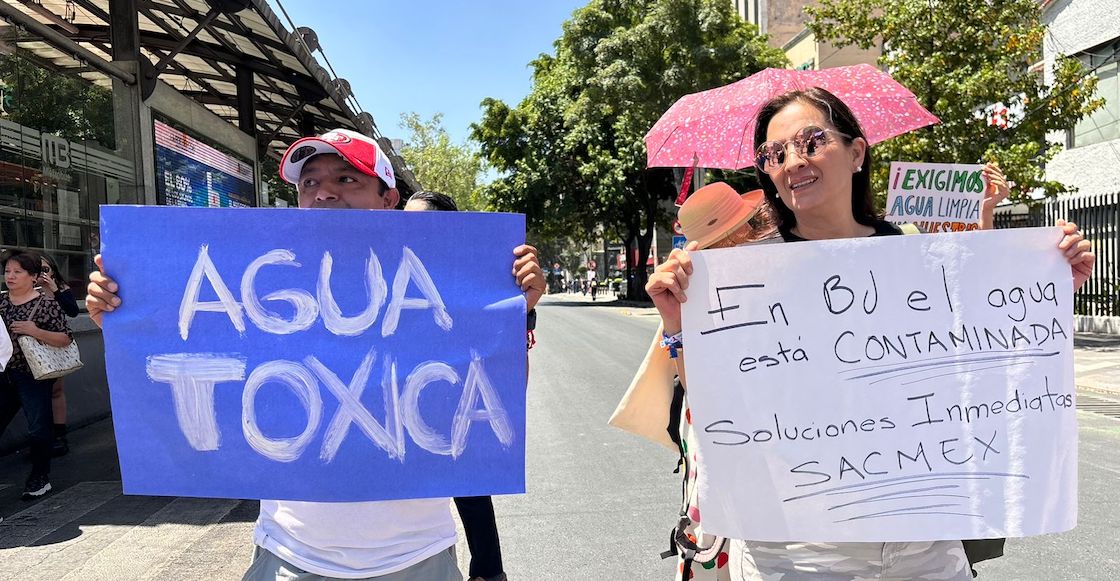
[886,161,986,233]
[681,228,1076,542]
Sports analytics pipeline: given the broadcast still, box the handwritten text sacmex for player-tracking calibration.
[706,375,1073,490]
[146,244,514,464]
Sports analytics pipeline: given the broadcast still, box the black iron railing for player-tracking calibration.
[993,193,1119,317]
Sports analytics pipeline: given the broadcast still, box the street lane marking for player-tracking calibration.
[1076,393,1120,421]
[1074,362,1118,373]
[1083,459,1120,478]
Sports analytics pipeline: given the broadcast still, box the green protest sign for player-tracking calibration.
[886,162,987,233]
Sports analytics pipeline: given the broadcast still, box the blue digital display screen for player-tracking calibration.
[154,120,256,208]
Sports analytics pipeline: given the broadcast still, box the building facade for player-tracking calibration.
[781,27,879,71]
[1041,0,1120,199]
[732,0,879,70]
[1040,0,1119,328]
[732,0,812,49]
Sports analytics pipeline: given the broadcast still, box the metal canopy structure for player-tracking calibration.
[0,0,417,189]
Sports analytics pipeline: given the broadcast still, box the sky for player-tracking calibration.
[274,0,588,145]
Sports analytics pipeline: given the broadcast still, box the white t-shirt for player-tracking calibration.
[253,498,456,578]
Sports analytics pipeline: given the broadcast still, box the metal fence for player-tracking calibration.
[993,193,1119,317]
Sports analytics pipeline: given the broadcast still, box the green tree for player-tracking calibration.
[807,0,1102,202]
[473,0,786,299]
[260,154,296,207]
[398,112,484,210]
[0,53,115,149]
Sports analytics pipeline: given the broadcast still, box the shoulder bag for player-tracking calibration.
[17,295,82,380]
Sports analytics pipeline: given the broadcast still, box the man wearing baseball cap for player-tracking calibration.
[86,128,545,581]
[279,129,403,209]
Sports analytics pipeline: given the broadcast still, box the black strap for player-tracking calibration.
[660,526,679,560]
[680,556,695,580]
[661,376,720,572]
[667,376,685,449]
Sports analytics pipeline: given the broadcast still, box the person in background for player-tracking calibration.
[406,190,511,581]
[38,253,79,457]
[0,249,75,499]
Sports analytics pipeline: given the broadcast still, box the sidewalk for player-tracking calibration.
[1072,333,1120,397]
[545,292,1120,399]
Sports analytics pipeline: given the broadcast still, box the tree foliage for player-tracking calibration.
[260,154,296,207]
[807,0,1102,202]
[472,0,786,298]
[398,112,484,211]
[0,52,115,149]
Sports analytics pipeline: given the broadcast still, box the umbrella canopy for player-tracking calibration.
[645,64,939,170]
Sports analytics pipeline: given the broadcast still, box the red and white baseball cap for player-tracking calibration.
[279,128,396,189]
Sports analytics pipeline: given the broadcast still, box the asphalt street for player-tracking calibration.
[1,294,1118,579]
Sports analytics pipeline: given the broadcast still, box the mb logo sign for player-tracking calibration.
[41,133,71,169]
[40,132,72,183]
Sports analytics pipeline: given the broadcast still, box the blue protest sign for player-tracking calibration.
[100,206,527,502]
[672,235,687,250]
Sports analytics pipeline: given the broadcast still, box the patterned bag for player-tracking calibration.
[17,296,82,380]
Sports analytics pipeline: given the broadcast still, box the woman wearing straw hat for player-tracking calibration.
[643,88,1095,580]
[611,181,777,581]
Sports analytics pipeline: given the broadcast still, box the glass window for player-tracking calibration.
[0,51,136,298]
[1071,41,1120,148]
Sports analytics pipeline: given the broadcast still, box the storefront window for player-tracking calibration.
[0,52,136,298]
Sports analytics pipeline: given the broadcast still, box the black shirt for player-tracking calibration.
[779,219,902,242]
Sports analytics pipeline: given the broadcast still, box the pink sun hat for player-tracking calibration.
[678,182,765,249]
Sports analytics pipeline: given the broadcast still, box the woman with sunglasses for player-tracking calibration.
[38,254,79,457]
[646,87,1095,580]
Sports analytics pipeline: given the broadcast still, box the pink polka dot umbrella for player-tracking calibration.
[645,64,939,170]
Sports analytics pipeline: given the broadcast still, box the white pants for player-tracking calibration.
[728,540,972,581]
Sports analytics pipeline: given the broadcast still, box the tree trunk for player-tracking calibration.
[630,171,667,303]
[634,210,654,302]
[622,236,634,300]
[634,234,651,301]
[623,216,641,300]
